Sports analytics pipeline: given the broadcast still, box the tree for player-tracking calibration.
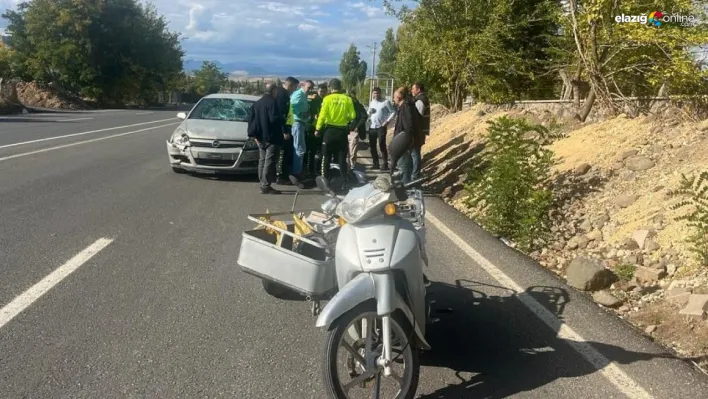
[193,61,227,96]
[384,0,560,110]
[376,27,398,76]
[563,0,708,121]
[2,0,184,105]
[339,44,368,89]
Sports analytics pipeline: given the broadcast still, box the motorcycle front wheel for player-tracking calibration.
[322,301,420,399]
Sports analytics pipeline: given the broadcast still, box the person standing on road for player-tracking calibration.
[305,82,326,177]
[315,78,356,187]
[276,77,298,185]
[345,89,368,170]
[410,82,430,180]
[391,86,418,184]
[248,83,284,195]
[367,87,397,171]
[289,80,312,188]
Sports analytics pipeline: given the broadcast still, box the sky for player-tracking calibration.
[0,0,409,75]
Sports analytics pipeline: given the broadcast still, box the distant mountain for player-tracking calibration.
[182,59,338,78]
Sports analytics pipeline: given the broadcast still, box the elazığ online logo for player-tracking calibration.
[615,11,697,27]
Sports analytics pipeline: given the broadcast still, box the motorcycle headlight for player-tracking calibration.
[170,129,189,145]
[339,198,366,223]
[244,137,258,150]
[339,192,388,223]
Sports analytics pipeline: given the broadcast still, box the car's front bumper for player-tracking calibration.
[166,141,260,174]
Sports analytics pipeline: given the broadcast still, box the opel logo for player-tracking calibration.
[211,140,220,148]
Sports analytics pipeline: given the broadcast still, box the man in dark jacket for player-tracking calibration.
[410,82,430,180]
[391,87,418,184]
[248,83,284,194]
[275,77,298,184]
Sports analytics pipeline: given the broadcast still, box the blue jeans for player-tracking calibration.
[396,151,413,184]
[291,121,307,176]
[410,145,422,180]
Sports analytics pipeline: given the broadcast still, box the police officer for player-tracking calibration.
[315,79,356,186]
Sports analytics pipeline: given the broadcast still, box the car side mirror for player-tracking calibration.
[176,112,187,120]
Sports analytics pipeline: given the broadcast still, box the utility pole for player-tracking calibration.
[366,42,377,105]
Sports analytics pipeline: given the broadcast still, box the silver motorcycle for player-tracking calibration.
[314,173,431,399]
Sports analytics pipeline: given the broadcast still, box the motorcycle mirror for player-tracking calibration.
[315,176,336,197]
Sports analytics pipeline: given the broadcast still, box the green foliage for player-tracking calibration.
[614,263,637,282]
[464,116,558,251]
[376,27,397,76]
[2,0,184,105]
[193,61,228,96]
[667,172,708,266]
[0,46,13,79]
[384,0,561,109]
[560,0,708,115]
[339,44,368,90]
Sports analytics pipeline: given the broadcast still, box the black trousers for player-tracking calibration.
[320,126,348,181]
[305,126,323,176]
[278,125,293,179]
[368,126,389,168]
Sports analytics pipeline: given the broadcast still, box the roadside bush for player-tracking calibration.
[614,263,636,282]
[667,171,708,266]
[464,116,558,251]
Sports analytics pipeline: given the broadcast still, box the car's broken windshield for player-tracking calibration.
[188,98,254,122]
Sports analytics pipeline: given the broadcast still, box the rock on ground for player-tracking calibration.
[566,256,615,291]
[593,290,623,307]
[625,155,656,171]
[679,294,708,319]
[616,194,638,208]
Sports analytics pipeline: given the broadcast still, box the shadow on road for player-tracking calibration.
[420,279,674,398]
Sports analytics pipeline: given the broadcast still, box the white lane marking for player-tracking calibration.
[0,122,178,162]
[56,117,93,122]
[0,238,114,329]
[425,211,653,398]
[135,111,154,115]
[0,118,178,150]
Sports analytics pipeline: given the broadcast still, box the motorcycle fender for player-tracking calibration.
[315,273,431,350]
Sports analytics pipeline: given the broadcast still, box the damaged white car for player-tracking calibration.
[167,94,261,174]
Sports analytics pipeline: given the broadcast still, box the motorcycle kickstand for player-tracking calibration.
[309,298,321,317]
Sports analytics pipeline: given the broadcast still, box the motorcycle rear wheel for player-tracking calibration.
[322,301,420,399]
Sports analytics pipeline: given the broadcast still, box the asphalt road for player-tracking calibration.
[1,109,707,398]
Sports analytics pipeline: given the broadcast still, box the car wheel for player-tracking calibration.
[172,167,187,174]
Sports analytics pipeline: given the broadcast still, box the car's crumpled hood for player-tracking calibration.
[182,119,248,140]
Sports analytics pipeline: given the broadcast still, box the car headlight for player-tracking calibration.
[170,129,189,145]
[243,137,258,150]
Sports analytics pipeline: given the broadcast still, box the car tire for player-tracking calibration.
[172,167,187,174]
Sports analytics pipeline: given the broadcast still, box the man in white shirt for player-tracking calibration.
[411,82,430,180]
[367,87,397,170]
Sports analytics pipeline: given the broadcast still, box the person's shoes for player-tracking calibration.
[289,174,306,189]
[260,186,281,195]
[276,178,292,186]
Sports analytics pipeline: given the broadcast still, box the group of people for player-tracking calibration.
[247,76,430,195]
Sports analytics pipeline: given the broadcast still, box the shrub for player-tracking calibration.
[614,263,636,282]
[667,171,708,266]
[464,115,559,251]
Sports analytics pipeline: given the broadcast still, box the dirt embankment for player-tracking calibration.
[15,82,91,110]
[423,103,708,367]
